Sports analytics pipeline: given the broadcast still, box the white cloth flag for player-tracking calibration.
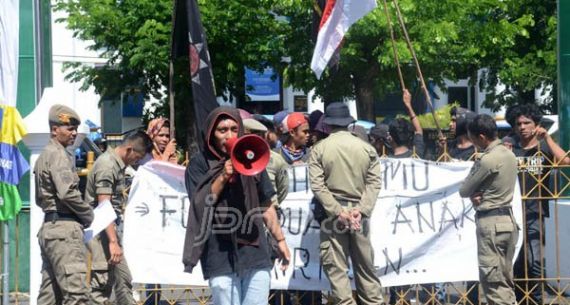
[311,0,377,78]
[123,159,523,289]
[0,0,19,106]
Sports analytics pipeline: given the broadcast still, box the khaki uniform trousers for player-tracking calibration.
[37,221,90,305]
[320,218,383,305]
[89,227,135,305]
[476,212,519,305]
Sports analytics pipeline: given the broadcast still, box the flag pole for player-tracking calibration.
[391,0,443,138]
[312,0,323,16]
[169,0,177,139]
[2,222,9,305]
[379,0,405,91]
[169,60,175,139]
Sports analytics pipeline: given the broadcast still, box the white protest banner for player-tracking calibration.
[123,159,522,289]
[123,161,207,286]
[371,158,523,287]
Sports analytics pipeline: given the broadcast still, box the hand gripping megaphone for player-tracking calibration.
[224,134,271,176]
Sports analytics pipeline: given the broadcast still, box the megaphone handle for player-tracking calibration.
[228,174,237,184]
[221,157,237,184]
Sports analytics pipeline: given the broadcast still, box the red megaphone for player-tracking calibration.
[224,134,271,176]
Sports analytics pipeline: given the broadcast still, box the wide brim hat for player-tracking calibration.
[323,102,355,127]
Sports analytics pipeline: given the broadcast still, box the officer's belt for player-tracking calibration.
[336,199,359,207]
[44,212,82,223]
[475,207,512,218]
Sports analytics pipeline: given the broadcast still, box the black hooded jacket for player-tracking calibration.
[182,107,275,278]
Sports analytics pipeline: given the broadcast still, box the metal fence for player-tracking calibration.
[2,149,570,305]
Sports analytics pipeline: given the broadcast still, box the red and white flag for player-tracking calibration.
[311,0,377,79]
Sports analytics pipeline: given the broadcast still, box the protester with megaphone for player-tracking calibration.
[183,107,290,305]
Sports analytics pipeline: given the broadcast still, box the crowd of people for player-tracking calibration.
[33,96,565,305]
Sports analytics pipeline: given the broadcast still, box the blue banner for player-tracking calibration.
[245,67,280,102]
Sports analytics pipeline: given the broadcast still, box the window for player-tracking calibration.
[294,96,307,112]
[448,86,468,109]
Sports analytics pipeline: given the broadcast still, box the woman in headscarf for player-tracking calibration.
[142,117,178,164]
[142,117,178,305]
[183,107,290,305]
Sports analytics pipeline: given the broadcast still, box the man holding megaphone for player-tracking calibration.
[183,107,290,305]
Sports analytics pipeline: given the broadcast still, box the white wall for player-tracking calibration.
[51,6,105,127]
[432,70,505,117]
[28,7,108,304]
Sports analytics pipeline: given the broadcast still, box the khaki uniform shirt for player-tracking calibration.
[459,139,517,211]
[309,130,381,217]
[34,138,94,226]
[84,149,127,219]
[266,150,289,204]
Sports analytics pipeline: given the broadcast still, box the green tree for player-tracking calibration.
[478,0,557,113]
[277,0,547,120]
[54,0,289,149]
[56,0,556,132]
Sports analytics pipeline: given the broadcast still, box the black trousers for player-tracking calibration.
[514,213,546,305]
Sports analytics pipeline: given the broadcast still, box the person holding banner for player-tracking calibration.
[369,123,390,156]
[35,105,94,305]
[507,104,570,305]
[85,131,152,305]
[439,107,477,161]
[183,106,290,305]
[309,102,383,305]
[142,117,178,164]
[141,118,179,305]
[388,89,424,158]
[459,114,519,305]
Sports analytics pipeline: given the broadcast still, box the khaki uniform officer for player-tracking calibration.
[85,131,152,305]
[309,102,383,305]
[459,114,519,305]
[35,104,94,305]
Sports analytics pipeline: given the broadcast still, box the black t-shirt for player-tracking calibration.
[412,134,425,159]
[200,170,276,278]
[512,139,553,217]
[448,140,476,161]
[389,134,425,159]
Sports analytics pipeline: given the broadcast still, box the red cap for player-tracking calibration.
[285,112,308,131]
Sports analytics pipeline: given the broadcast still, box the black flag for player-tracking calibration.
[172,0,218,138]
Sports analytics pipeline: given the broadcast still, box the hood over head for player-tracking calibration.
[202,107,244,160]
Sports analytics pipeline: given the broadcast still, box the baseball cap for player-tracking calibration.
[273,110,289,127]
[283,112,308,132]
